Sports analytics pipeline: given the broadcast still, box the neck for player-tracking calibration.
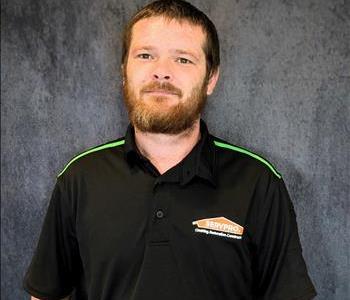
[134,119,201,174]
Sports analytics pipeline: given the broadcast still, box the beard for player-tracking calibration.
[123,79,208,134]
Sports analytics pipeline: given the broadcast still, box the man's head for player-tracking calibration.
[122,0,220,134]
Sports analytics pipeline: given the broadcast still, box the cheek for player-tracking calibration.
[176,64,206,82]
[181,73,206,93]
[126,64,151,86]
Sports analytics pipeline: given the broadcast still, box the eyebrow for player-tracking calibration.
[130,46,158,55]
[133,46,156,52]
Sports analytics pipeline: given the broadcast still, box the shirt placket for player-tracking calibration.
[147,180,171,243]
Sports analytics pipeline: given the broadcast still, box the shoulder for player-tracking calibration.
[211,135,282,180]
[57,137,125,178]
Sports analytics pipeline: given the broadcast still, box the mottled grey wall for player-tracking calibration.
[1,0,349,299]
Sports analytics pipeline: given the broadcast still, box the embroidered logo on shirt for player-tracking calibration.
[192,217,244,240]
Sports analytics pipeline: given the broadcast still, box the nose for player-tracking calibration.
[152,60,172,81]
[153,73,171,80]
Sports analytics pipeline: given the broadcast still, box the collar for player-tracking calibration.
[124,119,217,187]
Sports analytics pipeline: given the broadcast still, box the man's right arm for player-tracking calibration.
[24,178,79,300]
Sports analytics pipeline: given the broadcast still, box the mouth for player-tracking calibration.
[143,90,179,96]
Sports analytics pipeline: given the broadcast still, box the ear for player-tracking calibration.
[206,68,220,95]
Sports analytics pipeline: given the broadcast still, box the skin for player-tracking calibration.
[124,16,219,174]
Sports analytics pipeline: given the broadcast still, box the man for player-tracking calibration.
[24,0,317,299]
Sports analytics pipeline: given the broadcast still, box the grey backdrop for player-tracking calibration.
[1,0,349,299]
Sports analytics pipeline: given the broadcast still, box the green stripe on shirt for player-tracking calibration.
[213,140,282,179]
[57,139,125,178]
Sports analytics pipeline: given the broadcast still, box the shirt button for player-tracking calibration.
[156,209,164,219]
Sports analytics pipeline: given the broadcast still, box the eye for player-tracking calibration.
[137,53,152,60]
[176,57,193,64]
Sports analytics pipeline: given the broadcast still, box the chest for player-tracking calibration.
[75,172,256,274]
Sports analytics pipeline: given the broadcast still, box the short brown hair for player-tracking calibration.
[121,0,220,79]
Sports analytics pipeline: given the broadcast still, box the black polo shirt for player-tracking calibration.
[23,120,316,300]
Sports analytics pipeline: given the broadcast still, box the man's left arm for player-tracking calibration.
[251,174,317,300]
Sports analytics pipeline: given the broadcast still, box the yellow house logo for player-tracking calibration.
[192,217,244,236]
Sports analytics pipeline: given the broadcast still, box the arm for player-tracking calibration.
[24,179,79,300]
[252,175,316,299]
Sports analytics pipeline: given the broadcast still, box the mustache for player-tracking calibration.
[140,82,183,97]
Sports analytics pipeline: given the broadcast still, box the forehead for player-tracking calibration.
[130,16,206,55]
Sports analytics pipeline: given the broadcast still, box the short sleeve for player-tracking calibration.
[23,177,82,299]
[251,174,317,300]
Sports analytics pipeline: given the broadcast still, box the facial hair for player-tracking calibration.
[123,78,208,134]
